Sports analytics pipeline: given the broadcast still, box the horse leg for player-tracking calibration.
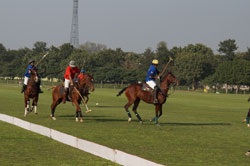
[151,105,161,125]
[74,100,83,122]
[75,111,79,122]
[27,99,30,111]
[50,100,60,120]
[132,98,143,124]
[85,95,89,104]
[155,105,161,125]
[30,98,37,114]
[159,104,163,118]
[33,96,38,115]
[24,98,30,117]
[30,101,34,112]
[24,97,28,117]
[124,101,133,122]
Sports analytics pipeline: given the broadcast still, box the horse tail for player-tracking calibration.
[116,87,127,96]
[47,86,56,91]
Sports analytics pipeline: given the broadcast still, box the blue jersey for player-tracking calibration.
[146,65,159,82]
[24,65,33,78]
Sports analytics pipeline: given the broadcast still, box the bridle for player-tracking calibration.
[77,75,94,92]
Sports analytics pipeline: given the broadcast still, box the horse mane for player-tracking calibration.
[160,72,173,82]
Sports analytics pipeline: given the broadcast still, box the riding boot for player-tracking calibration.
[62,88,69,104]
[37,86,43,93]
[21,84,27,93]
[153,86,159,104]
[37,79,43,93]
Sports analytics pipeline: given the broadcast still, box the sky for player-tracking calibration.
[0,0,250,53]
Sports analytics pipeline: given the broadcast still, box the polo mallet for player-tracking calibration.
[35,52,49,67]
[159,56,173,77]
[81,58,86,72]
[73,87,92,113]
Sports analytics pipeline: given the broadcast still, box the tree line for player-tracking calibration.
[0,39,249,91]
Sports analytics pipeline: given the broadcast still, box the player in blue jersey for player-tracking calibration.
[21,60,43,93]
[146,59,160,104]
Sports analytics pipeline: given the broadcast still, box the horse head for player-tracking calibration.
[78,74,95,92]
[30,68,39,83]
[161,72,179,87]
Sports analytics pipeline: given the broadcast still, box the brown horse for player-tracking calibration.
[24,68,39,117]
[50,74,94,122]
[117,72,179,125]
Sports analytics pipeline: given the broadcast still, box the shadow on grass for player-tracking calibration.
[158,122,232,126]
[89,105,123,108]
[58,114,110,118]
[84,118,128,122]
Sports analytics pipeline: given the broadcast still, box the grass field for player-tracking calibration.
[0,84,250,166]
[0,121,119,166]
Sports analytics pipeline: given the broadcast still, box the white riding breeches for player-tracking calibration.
[24,76,29,85]
[64,79,70,88]
[64,79,71,88]
[146,80,156,89]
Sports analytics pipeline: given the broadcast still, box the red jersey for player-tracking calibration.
[78,73,87,80]
[64,66,80,80]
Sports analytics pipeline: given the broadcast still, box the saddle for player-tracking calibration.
[59,85,74,101]
[141,83,153,92]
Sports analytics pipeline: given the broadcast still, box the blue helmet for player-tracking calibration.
[81,69,85,73]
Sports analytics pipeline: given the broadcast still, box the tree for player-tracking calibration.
[213,61,233,93]
[174,44,214,90]
[243,47,250,61]
[0,43,7,76]
[80,41,107,53]
[155,41,171,70]
[212,58,250,94]
[218,39,238,61]
[33,41,48,54]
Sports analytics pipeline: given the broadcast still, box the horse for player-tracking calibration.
[24,68,40,117]
[117,72,179,125]
[50,74,94,122]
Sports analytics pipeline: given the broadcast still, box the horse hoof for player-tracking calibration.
[156,123,161,126]
[75,118,79,122]
[139,121,143,124]
[52,117,56,120]
[150,117,156,122]
[128,118,132,122]
[35,113,38,115]
[80,119,83,123]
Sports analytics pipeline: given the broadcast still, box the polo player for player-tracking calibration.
[62,60,80,103]
[21,60,43,93]
[78,69,87,80]
[146,59,160,104]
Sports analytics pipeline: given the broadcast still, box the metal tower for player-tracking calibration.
[70,0,79,48]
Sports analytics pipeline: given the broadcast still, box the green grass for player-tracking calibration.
[0,84,250,166]
[0,121,118,166]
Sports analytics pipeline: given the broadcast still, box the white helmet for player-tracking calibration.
[69,60,76,67]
